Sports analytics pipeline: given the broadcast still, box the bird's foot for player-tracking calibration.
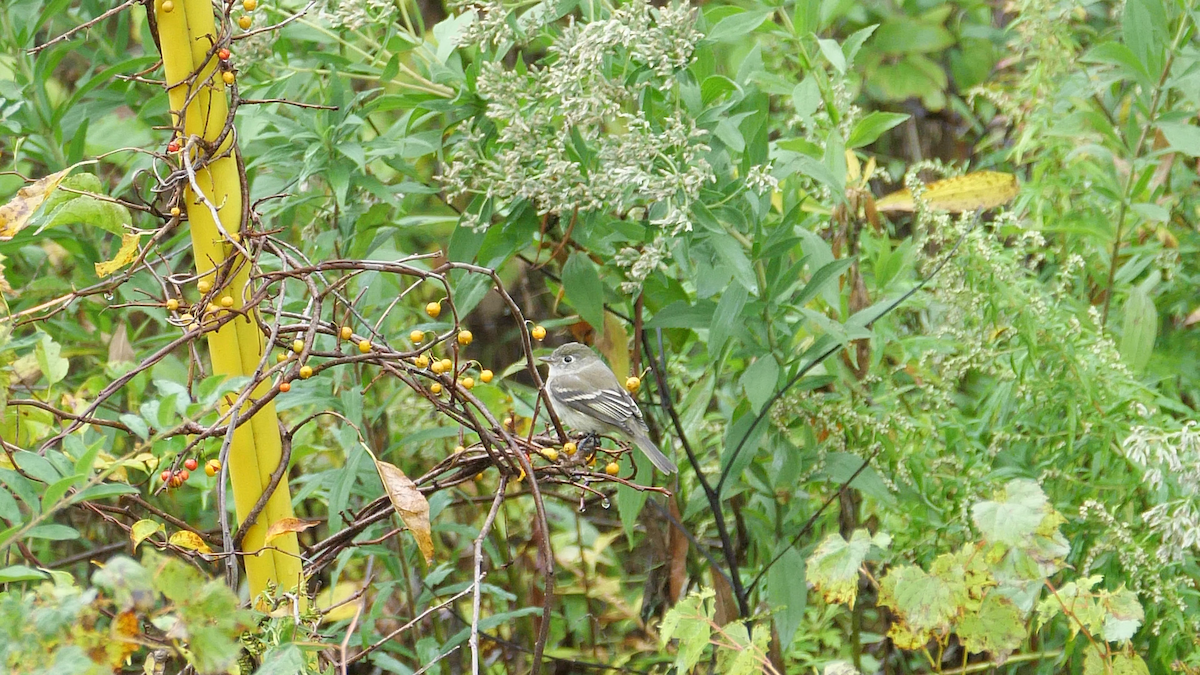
[579,433,600,454]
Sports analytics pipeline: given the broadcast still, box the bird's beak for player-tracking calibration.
[537,355,552,364]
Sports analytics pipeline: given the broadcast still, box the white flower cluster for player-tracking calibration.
[443,0,713,240]
[1123,421,1200,564]
[319,0,396,30]
[743,163,779,194]
[614,236,668,292]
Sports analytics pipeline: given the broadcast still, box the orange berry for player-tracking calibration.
[184,458,198,471]
[279,381,291,392]
[340,326,352,340]
[166,140,180,153]
[299,365,313,379]
[205,459,221,477]
[479,369,493,383]
[425,301,441,318]
[359,340,372,353]
[161,470,172,483]
[238,14,252,29]
[457,329,473,346]
[218,48,231,61]
[531,325,546,340]
[605,462,619,475]
[179,469,190,481]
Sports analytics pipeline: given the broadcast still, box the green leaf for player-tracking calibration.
[1102,586,1144,642]
[709,233,758,294]
[793,258,853,309]
[26,524,80,540]
[958,593,1026,656]
[1158,122,1200,157]
[0,487,20,522]
[817,38,846,73]
[37,194,130,236]
[872,18,955,54]
[0,564,48,583]
[35,334,69,386]
[768,546,807,652]
[709,284,748,358]
[645,300,717,329]
[563,250,606,330]
[806,529,887,608]
[847,112,910,148]
[841,25,878,65]
[740,354,779,414]
[1119,286,1157,373]
[254,644,307,675]
[878,564,955,633]
[971,479,1048,546]
[707,9,772,42]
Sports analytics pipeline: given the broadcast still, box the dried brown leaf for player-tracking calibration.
[94,233,141,277]
[374,459,434,563]
[0,168,71,240]
[167,530,212,554]
[264,517,320,544]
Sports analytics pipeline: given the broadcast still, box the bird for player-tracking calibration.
[539,342,678,474]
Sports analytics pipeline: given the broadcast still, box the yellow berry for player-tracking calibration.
[563,441,577,455]
[238,14,252,28]
[242,0,257,9]
[204,458,221,477]
[605,462,619,475]
[625,376,641,393]
[430,382,443,394]
[170,206,181,217]
[454,445,465,454]
[479,369,493,383]
[426,301,441,318]
[359,340,372,353]
[410,329,424,343]
[299,365,313,379]
[161,0,174,12]
[475,472,484,481]
[503,416,513,429]
[292,339,304,353]
[543,448,559,462]
[207,303,219,314]
[197,279,212,294]
[531,325,546,340]
[414,354,430,369]
[460,377,474,390]
[220,296,234,308]
[341,326,352,340]
[277,352,288,363]
[222,71,235,85]
[440,358,453,373]
[166,298,179,311]
[430,360,443,374]
[457,329,473,346]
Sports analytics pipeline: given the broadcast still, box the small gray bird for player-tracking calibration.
[540,342,678,474]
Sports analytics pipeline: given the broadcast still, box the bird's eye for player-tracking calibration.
[562,355,573,364]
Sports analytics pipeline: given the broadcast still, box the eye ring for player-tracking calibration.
[562,355,574,364]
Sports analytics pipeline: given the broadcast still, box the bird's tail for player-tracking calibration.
[632,431,678,474]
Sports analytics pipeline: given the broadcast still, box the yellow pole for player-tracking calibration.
[155,0,303,606]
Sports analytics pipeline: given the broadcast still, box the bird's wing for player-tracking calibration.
[549,369,642,429]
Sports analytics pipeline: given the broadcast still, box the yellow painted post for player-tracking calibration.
[154,0,303,605]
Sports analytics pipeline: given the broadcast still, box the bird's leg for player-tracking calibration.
[579,433,600,454]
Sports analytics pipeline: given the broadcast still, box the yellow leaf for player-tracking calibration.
[0,168,71,241]
[167,530,212,554]
[94,233,142,277]
[130,519,162,552]
[315,581,364,622]
[595,313,629,380]
[876,171,1019,213]
[373,458,434,563]
[264,517,320,544]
